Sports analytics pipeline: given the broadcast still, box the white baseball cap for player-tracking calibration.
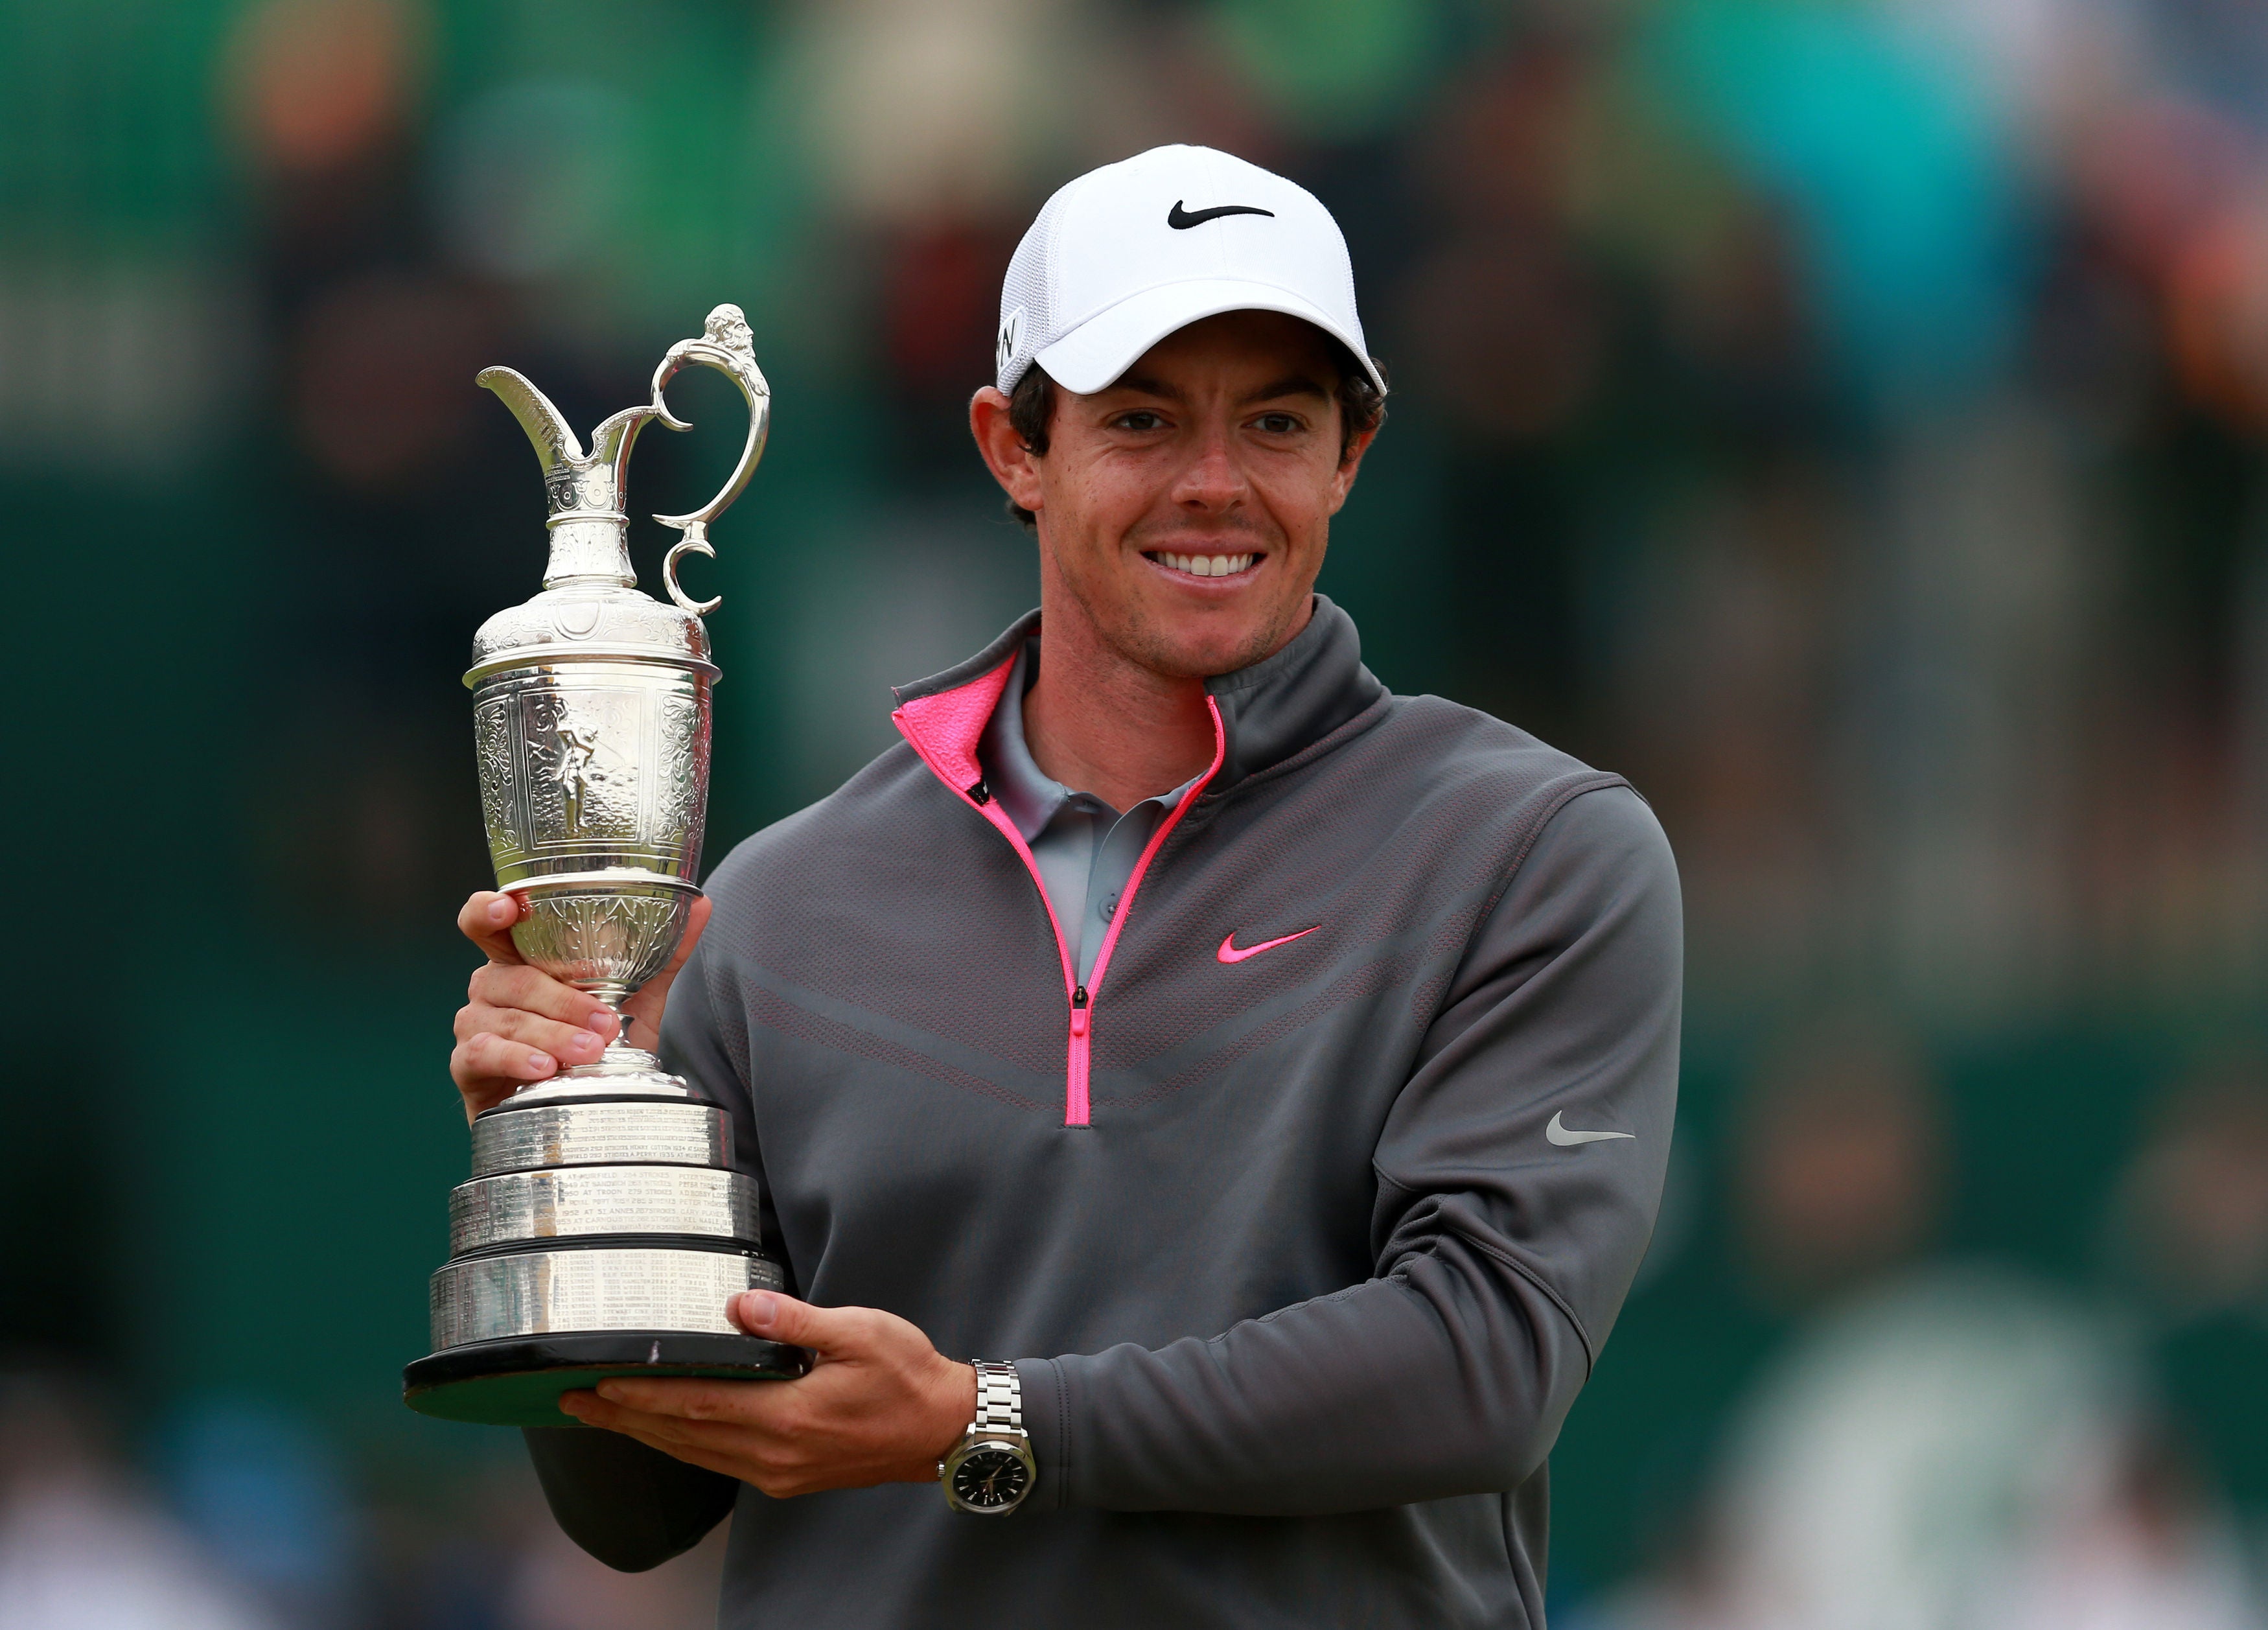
[995,144,1383,399]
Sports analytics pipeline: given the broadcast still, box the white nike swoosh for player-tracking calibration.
[1547,1111,1635,1147]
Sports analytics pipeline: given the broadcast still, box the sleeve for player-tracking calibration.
[658,933,795,1277]
[519,937,760,1566]
[522,1427,738,1572]
[1013,783,1682,1514]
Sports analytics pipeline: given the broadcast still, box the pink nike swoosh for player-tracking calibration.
[1217,926,1321,964]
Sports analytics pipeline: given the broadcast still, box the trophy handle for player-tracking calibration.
[649,303,770,617]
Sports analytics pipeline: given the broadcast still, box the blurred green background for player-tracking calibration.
[12,0,2268,1625]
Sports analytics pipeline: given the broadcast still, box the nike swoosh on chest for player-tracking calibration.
[1217,925,1321,963]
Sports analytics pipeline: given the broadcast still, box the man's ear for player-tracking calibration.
[1326,423,1378,515]
[970,388,1045,517]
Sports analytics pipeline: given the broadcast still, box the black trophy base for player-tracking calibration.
[403,1332,809,1427]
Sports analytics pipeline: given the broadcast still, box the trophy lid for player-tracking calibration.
[466,305,769,687]
[467,586,717,686]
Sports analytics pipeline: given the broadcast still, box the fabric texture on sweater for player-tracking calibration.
[523,595,1683,1629]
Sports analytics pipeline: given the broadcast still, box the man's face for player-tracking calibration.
[983,310,1374,679]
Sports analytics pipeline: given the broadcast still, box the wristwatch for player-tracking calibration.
[939,1360,1036,1514]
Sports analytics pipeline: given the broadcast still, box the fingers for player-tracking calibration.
[561,1391,735,1451]
[468,962,612,1029]
[452,968,617,1097]
[457,891,526,964]
[559,1305,969,1497]
[730,1291,879,1355]
[568,1373,956,1497]
[454,999,613,1066]
[448,1005,615,1092]
[579,1378,786,1427]
[561,1393,806,1492]
[449,931,618,1118]
[565,1383,824,1491]
[452,1029,562,1088]
[566,1387,783,1461]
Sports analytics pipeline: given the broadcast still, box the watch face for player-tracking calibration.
[950,1443,1031,1511]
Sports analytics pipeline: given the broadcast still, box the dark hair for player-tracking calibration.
[1001,343,1387,530]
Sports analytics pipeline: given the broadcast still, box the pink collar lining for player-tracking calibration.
[890,652,1019,793]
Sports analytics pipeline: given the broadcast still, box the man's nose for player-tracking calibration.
[1171,427,1249,511]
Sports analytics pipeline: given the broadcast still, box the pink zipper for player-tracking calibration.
[893,692,1226,1126]
[1067,986,1091,1123]
[1061,697,1225,1123]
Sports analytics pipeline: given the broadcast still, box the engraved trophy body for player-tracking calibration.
[404,307,804,1426]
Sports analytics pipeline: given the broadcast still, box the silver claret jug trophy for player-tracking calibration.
[403,306,804,1426]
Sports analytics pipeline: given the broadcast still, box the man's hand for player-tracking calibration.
[448,890,713,1121]
[556,1292,978,1498]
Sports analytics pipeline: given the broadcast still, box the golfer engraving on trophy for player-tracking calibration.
[404,305,804,1425]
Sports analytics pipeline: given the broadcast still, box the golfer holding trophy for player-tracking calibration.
[426,147,1681,1630]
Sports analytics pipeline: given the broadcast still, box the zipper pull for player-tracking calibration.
[1070,984,1089,1038]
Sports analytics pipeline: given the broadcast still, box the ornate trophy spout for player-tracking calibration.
[405,306,802,1428]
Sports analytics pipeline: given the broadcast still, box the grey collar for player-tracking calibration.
[900,594,1388,804]
[1203,595,1385,794]
[980,640,1071,843]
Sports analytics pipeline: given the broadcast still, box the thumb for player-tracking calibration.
[621,896,711,1046]
[730,1290,865,1353]
[458,890,527,966]
[659,894,713,981]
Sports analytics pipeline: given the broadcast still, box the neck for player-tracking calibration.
[1022,587,1217,815]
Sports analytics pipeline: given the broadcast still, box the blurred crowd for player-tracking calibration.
[13,0,2268,1623]
[122,0,2268,1016]
[1569,1030,2268,1630]
[0,1373,727,1630]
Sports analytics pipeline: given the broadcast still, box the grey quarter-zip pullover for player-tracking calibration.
[524,596,1683,1629]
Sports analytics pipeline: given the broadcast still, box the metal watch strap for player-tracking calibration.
[970,1360,1023,1434]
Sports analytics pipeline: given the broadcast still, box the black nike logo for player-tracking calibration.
[1168,200,1276,230]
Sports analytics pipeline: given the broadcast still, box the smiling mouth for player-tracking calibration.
[1143,550,1261,579]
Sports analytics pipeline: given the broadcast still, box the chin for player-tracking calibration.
[1124,601,1299,680]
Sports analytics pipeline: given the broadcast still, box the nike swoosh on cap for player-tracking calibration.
[1217,925,1319,963]
[1168,200,1277,230]
[1545,1111,1634,1147]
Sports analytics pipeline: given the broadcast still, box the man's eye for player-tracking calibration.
[1254,413,1303,434]
[1115,411,1166,431]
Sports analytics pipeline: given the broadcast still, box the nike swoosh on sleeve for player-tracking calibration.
[1217,926,1320,963]
[1546,1111,1635,1147]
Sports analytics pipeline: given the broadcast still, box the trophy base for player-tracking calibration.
[402,1331,808,1427]
[470,1095,733,1178]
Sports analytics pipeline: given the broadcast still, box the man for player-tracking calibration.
[450,145,1680,1628]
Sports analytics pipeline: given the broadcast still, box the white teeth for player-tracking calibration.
[1156,552,1255,577]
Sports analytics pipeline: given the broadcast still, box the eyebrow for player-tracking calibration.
[1107,373,1332,404]
[1247,375,1331,403]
